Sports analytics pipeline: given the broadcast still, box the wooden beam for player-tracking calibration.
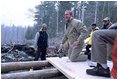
[1,68,60,79]
[1,60,51,73]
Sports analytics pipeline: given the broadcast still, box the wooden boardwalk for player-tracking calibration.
[47,57,113,79]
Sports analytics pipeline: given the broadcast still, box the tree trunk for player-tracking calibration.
[94,1,98,23]
[1,60,51,73]
[1,68,60,79]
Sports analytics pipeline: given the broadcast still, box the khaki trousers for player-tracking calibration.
[91,29,116,64]
[68,43,87,62]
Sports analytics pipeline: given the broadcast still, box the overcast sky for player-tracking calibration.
[1,0,41,26]
[1,0,106,27]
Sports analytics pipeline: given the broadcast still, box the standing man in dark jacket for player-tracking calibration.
[34,23,48,60]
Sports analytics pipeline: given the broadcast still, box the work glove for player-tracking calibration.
[57,44,64,58]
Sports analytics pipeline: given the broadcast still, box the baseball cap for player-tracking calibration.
[103,17,110,21]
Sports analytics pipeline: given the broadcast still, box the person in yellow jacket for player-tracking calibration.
[84,24,99,60]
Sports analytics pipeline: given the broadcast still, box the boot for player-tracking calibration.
[86,63,111,77]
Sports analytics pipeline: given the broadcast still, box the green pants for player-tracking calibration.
[68,43,87,62]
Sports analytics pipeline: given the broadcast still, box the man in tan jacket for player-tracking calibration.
[59,10,88,62]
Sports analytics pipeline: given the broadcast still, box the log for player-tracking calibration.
[1,60,51,73]
[1,68,60,79]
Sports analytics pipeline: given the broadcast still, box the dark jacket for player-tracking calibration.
[37,31,48,48]
[101,22,112,29]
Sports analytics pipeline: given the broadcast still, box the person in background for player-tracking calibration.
[58,10,88,62]
[86,23,117,77]
[101,17,112,29]
[34,23,48,61]
[84,24,99,60]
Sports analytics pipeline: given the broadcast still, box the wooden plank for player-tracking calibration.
[47,57,113,79]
